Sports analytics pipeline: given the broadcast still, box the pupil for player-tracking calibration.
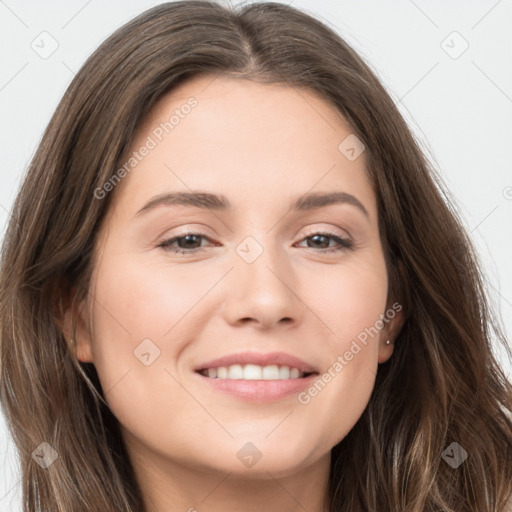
[181,235,199,248]
[310,234,328,248]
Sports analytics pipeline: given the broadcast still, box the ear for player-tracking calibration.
[59,285,95,364]
[377,302,405,364]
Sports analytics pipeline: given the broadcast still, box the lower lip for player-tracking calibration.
[195,372,318,402]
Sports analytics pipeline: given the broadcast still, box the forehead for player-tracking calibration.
[109,75,375,221]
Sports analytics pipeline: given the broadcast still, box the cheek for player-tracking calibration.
[85,252,187,386]
[90,253,212,347]
[295,258,387,446]
[301,255,388,347]
[86,253,203,437]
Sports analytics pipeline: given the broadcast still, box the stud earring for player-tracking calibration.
[385,339,391,345]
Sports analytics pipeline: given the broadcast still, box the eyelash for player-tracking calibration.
[157,231,354,255]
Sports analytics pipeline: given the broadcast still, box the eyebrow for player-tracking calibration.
[135,190,370,219]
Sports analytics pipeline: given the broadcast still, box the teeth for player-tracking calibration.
[244,364,262,380]
[290,368,300,379]
[200,364,306,380]
[279,366,290,379]
[262,365,279,379]
[228,364,244,379]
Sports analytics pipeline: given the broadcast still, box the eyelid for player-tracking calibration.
[299,225,351,240]
[157,231,217,254]
[158,224,350,244]
[157,227,354,255]
[156,224,216,242]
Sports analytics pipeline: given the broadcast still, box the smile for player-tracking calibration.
[197,364,313,380]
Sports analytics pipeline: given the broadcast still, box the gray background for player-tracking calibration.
[1,0,511,509]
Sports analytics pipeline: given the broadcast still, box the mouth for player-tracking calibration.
[194,350,318,379]
[193,351,319,402]
[196,364,316,380]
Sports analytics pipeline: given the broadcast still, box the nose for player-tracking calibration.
[221,240,303,331]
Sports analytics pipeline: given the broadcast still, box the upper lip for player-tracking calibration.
[194,351,318,374]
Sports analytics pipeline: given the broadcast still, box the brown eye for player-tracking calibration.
[158,233,213,254]
[296,232,353,253]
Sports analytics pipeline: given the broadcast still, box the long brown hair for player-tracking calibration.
[1,1,511,510]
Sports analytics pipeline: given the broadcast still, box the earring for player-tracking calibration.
[70,339,75,345]
[385,339,391,345]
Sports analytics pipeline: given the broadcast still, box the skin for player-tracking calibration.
[64,75,403,512]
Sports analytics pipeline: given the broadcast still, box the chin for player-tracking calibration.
[190,437,322,478]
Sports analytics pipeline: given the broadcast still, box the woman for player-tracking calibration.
[1,1,511,511]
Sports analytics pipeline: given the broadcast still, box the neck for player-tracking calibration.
[126,437,331,512]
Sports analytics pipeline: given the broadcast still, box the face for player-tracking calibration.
[69,75,402,479]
